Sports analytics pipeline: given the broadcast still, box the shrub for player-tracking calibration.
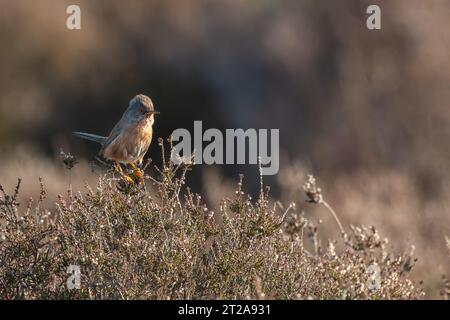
[0,143,424,299]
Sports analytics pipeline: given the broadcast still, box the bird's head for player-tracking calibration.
[125,94,159,124]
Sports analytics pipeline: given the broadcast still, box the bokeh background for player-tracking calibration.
[0,0,449,298]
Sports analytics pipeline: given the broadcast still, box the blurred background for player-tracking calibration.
[0,0,449,297]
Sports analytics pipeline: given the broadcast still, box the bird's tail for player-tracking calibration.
[72,132,107,145]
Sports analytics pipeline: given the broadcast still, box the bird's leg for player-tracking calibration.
[115,161,135,184]
[129,162,144,183]
[129,162,137,171]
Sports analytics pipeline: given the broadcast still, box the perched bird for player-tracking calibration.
[73,94,159,183]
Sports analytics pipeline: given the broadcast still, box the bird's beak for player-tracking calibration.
[150,110,160,115]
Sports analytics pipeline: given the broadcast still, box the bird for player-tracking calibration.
[73,94,159,184]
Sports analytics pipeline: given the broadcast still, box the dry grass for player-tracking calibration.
[0,142,426,299]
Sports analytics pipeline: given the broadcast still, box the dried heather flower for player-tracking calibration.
[59,149,78,170]
[303,174,323,204]
[441,275,450,300]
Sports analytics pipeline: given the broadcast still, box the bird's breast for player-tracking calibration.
[103,119,153,163]
[130,120,153,158]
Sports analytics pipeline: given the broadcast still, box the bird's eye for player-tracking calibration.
[140,108,144,113]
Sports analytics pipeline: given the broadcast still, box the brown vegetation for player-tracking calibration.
[0,143,426,299]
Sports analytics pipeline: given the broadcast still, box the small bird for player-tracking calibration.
[73,94,159,183]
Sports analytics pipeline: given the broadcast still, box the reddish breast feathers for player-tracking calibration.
[103,118,153,163]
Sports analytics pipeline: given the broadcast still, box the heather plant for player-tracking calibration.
[0,141,425,299]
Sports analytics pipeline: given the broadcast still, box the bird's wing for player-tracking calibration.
[100,116,129,153]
